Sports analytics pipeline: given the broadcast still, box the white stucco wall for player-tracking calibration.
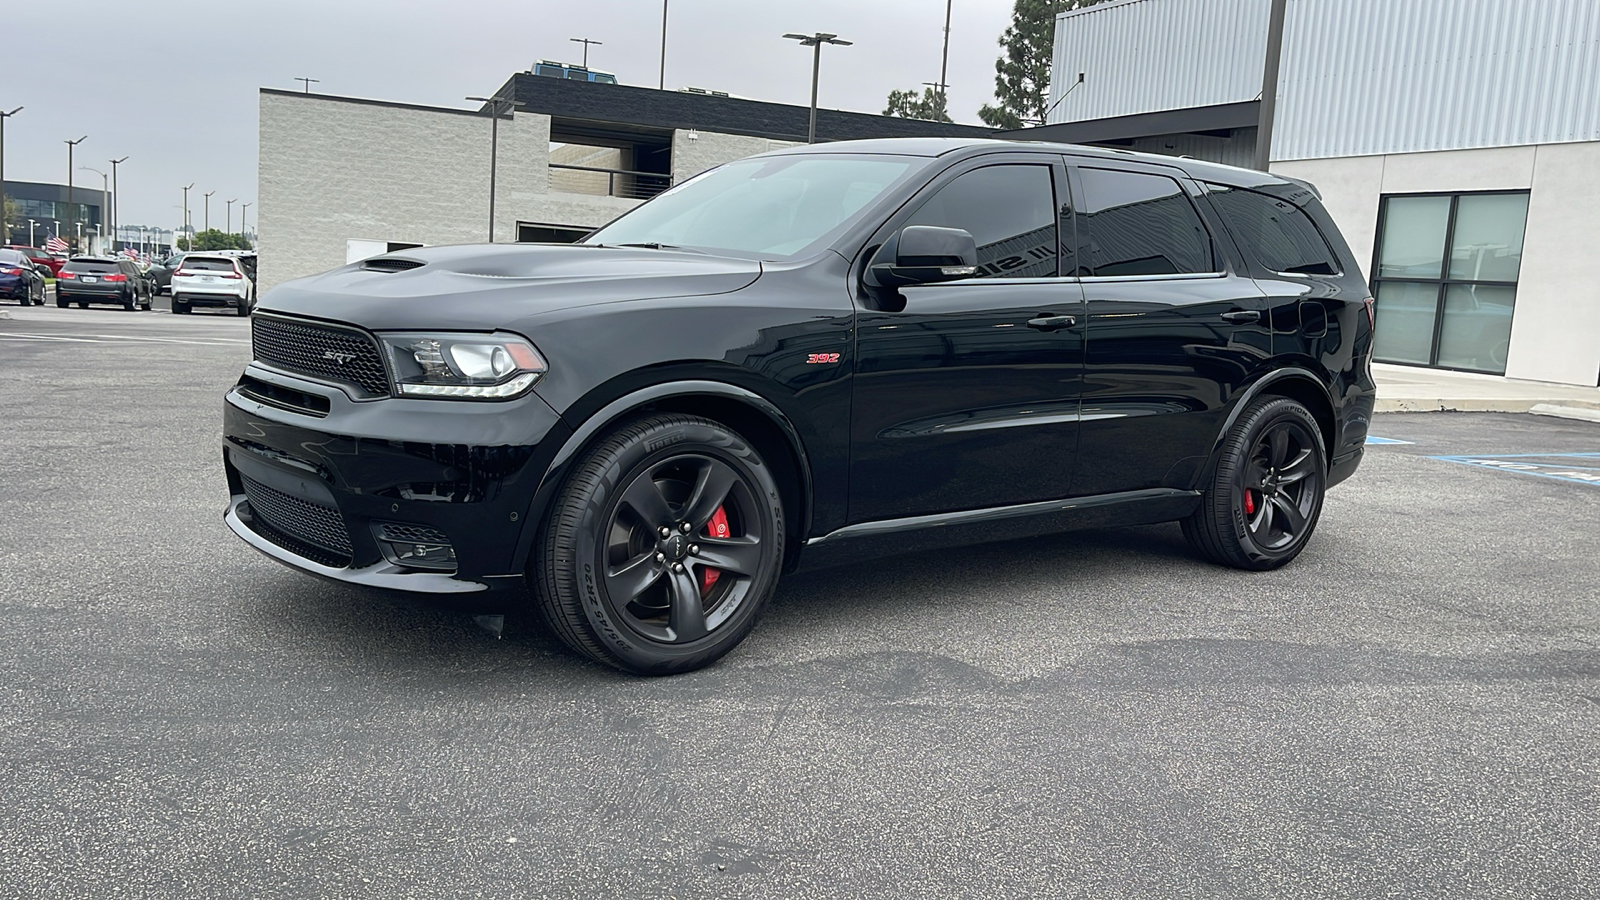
[258,91,791,292]
[1271,142,1600,386]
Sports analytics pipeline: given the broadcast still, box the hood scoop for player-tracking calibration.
[363,257,426,273]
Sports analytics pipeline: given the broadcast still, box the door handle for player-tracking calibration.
[1026,314,1077,330]
[1220,309,1261,324]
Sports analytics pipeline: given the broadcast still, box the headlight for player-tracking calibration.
[377,332,546,400]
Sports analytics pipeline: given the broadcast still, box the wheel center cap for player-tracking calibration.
[661,533,689,561]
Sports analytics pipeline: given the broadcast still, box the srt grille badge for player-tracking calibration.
[321,350,356,365]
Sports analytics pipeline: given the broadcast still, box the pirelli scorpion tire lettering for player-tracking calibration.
[534,414,785,676]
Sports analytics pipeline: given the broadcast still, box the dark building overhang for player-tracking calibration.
[498,73,997,144]
[999,100,1260,145]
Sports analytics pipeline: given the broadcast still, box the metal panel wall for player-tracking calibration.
[1046,0,1600,158]
[1275,0,1600,159]
[1047,0,1269,125]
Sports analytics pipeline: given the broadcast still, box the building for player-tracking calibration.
[1019,0,1600,388]
[2,179,101,249]
[258,73,993,291]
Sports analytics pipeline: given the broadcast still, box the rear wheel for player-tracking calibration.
[1182,396,1326,570]
[122,292,136,311]
[56,295,68,309]
[235,298,251,317]
[535,414,785,675]
[173,299,189,314]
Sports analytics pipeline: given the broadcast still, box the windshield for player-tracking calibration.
[585,154,923,260]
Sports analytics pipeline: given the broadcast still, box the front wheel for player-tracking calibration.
[1182,396,1326,570]
[534,414,785,675]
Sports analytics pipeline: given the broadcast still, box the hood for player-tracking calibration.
[258,243,762,331]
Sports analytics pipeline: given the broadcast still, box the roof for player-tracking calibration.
[754,136,1294,189]
[497,73,995,144]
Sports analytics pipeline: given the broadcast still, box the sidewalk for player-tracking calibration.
[1374,363,1600,422]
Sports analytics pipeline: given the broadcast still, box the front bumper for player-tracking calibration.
[223,364,569,595]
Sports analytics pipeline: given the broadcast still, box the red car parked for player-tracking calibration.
[1,245,66,278]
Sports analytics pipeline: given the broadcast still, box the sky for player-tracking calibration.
[4,0,1019,236]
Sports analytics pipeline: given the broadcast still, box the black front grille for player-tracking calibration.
[240,474,353,563]
[363,258,425,272]
[251,315,390,398]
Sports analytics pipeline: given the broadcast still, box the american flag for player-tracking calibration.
[122,248,139,260]
[44,233,68,254]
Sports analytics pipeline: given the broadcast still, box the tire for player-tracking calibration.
[56,296,68,309]
[122,293,136,311]
[173,299,189,314]
[1182,396,1326,571]
[235,299,251,317]
[77,301,87,309]
[535,414,785,676]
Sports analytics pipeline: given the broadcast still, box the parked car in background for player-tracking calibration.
[56,257,153,310]
[147,252,187,294]
[2,245,66,278]
[171,254,254,315]
[0,248,48,305]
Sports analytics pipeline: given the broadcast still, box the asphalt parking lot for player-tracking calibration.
[1,302,1597,899]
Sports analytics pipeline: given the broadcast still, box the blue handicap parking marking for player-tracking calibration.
[1430,453,1600,486]
[1365,436,1413,445]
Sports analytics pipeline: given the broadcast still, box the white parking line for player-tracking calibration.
[0,331,248,346]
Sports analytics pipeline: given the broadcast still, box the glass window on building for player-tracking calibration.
[1371,191,1529,375]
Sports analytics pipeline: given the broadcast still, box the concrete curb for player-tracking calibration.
[1374,397,1540,413]
[1529,404,1600,424]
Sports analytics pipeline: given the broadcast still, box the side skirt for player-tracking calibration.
[795,488,1200,572]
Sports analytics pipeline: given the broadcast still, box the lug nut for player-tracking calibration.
[672,562,685,573]
[659,526,671,538]
[655,552,666,562]
[680,522,692,533]
[689,544,699,554]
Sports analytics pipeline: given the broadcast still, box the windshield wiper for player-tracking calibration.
[607,242,707,254]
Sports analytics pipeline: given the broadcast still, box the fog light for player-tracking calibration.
[373,523,457,572]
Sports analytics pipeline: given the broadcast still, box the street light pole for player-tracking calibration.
[181,182,194,249]
[203,190,214,235]
[65,135,87,252]
[110,156,127,251]
[0,106,21,245]
[28,219,36,245]
[1254,0,1289,171]
[569,37,602,68]
[783,33,852,144]
[937,0,953,120]
[241,202,251,243]
[465,92,526,243]
[294,76,319,94]
[226,198,236,235]
[80,166,107,254]
[659,1,669,90]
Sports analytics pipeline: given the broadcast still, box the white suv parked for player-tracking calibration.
[171,254,254,316]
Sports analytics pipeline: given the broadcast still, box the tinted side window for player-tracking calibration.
[1206,184,1339,275]
[906,164,1057,278]
[1077,168,1214,276]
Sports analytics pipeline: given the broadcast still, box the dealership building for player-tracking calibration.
[1022,0,1600,387]
[257,75,991,292]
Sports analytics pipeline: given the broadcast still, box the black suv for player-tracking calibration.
[57,257,153,310]
[223,139,1375,675]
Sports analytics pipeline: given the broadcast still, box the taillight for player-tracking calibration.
[1363,296,1375,330]
[0,267,20,276]
[60,271,77,279]
[220,272,242,279]
[103,274,128,282]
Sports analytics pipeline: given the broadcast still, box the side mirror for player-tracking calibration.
[873,225,979,286]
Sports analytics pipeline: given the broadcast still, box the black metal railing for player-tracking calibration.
[548,164,672,201]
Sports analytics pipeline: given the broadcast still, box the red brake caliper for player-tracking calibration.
[699,506,730,595]
[1243,490,1257,515]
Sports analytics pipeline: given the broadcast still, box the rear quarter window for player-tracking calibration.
[1205,183,1341,276]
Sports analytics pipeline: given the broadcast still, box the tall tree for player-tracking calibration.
[883,86,953,123]
[978,0,1105,130]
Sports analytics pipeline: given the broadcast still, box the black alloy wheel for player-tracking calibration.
[536,414,784,675]
[1183,396,1326,570]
